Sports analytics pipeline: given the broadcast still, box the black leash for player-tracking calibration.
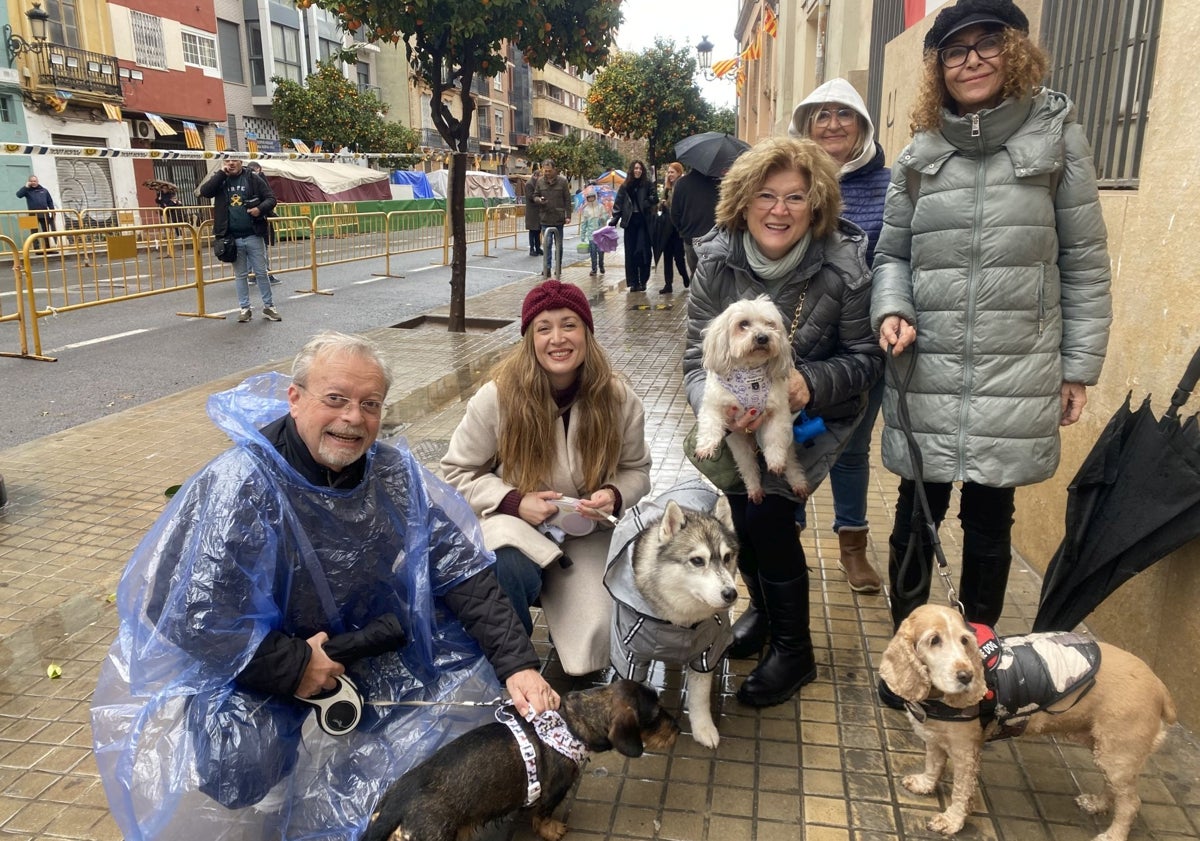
[886,344,963,612]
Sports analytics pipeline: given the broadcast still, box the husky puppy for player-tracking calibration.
[605,482,739,747]
[694,295,809,503]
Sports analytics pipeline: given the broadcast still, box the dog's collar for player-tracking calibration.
[496,706,589,806]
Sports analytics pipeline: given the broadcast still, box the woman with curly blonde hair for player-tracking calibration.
[871,0,1112,709]
[442,280,651,675]
[683,135,882,707]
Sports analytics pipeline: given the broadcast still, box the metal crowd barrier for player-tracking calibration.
[0,234,49,360]
[17,223,208,360]
[3,201,527,361]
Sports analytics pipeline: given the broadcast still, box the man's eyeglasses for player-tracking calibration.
[813,107,856,128]
[296,383,384,416]
[752,192,808,211]
[938,32,1005,68]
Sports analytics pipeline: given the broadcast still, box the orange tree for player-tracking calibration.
[301,0,622,331]
[272,61,419,163]
[585,39,706,169]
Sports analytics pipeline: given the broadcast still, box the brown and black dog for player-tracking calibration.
[362,679,679,841]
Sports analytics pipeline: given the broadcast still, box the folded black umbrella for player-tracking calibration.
[1034,345,1200,631]
[323,613,407,663]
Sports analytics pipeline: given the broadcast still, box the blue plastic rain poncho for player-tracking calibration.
[91,373,502,841]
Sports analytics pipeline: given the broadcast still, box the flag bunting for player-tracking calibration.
[182,121,203,150]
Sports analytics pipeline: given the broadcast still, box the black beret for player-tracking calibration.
[924,0,1030,52]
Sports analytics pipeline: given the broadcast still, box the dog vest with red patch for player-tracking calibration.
[908,625,1101,741]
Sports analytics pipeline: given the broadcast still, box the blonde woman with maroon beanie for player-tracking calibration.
[442,280,651,675]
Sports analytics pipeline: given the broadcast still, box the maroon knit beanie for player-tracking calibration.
[520,280,594,335]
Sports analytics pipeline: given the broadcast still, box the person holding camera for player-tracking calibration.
[199,158,281,322]
[16,175,56,248]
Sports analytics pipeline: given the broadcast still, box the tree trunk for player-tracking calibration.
[447,152,468,333]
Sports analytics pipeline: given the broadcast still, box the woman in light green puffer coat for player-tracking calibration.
[869,0,1112,675]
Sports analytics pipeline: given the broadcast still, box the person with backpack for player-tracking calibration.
[870,0,1112,710]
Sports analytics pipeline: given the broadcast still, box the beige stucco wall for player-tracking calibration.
[877,0,1200,727]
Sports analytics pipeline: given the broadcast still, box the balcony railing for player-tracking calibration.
[419,128,481,154]
[35,43,122,98]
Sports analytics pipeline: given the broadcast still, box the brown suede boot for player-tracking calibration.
[838,528,881,593]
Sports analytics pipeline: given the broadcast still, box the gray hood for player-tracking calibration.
[789,77,876,177]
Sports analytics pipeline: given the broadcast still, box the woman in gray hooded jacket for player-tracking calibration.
[870,0,1112,693]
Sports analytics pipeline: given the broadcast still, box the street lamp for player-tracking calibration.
[696,35,716,81]
[5,1,50,67]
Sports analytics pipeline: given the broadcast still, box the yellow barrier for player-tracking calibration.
[20,223,208,359]
[374,208,448,279]
[0,234,50,361]
[482,204,522,257]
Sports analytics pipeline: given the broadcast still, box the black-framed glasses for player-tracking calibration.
[752,191,808,211]
[295,383,384,416]
[938,32,1005,68]
[813,107,856,127]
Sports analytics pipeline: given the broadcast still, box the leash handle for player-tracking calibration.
[886,345,961,611]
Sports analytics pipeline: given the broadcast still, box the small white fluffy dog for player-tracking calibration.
[695,296,808,503]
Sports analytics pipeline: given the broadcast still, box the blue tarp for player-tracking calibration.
[389,170,435,199]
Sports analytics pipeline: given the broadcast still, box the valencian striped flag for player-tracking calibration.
[245,130,259,155]
[312,139,323,153]
[182,121,203,150]
[214,124,228,151]
[763,6,778,38]
[741,34,761,62]
[711,57,739,79]
[101,102,122,121]
[145,113,176,136]
[291,138,311,154]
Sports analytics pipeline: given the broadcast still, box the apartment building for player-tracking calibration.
[213,0,379,155]
[108,0,226,206]
[5,0,136,215]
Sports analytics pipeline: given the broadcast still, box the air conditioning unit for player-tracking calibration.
[128,119,155,141]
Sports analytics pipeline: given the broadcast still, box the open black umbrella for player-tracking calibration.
[1034,345,1200,631]
[674,132,751,177]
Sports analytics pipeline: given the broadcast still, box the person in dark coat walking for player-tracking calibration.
[609,160,657,291]
[655,162,689,294]
[669,168,720,276]
[524,176,542,256]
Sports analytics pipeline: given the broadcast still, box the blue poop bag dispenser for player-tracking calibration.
[793,411,826,445]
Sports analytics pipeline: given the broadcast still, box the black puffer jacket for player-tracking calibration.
[683,223,883,497]
[610,179,658,228]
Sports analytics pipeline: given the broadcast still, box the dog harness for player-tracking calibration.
[495,706,588,807]
[713,366,771,414]
[907,625,1101,741]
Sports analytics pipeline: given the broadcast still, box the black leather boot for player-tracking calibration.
[727,572,768,659]
[736,574,816,707]
[958,547,1013,627]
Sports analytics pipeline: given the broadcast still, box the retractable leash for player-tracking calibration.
[886,345,963,613]
[297,674,364,736]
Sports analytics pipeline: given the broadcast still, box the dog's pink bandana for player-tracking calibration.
[495,706,588,806]
[713,366,771,414]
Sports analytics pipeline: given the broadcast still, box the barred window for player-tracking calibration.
[131,10,167,70]
[1041,0,1164,188]
[182,30,219,72]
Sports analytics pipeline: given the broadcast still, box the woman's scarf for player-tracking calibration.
[742,229,812,281]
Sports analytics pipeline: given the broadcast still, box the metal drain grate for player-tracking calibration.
[408,438,451,466]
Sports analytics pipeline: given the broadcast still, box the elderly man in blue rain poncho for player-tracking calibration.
[91,331,561,841]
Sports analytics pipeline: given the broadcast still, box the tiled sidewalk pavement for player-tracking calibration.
[0,249,1196,840]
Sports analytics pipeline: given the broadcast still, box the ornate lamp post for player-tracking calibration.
[5,1,50,68]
